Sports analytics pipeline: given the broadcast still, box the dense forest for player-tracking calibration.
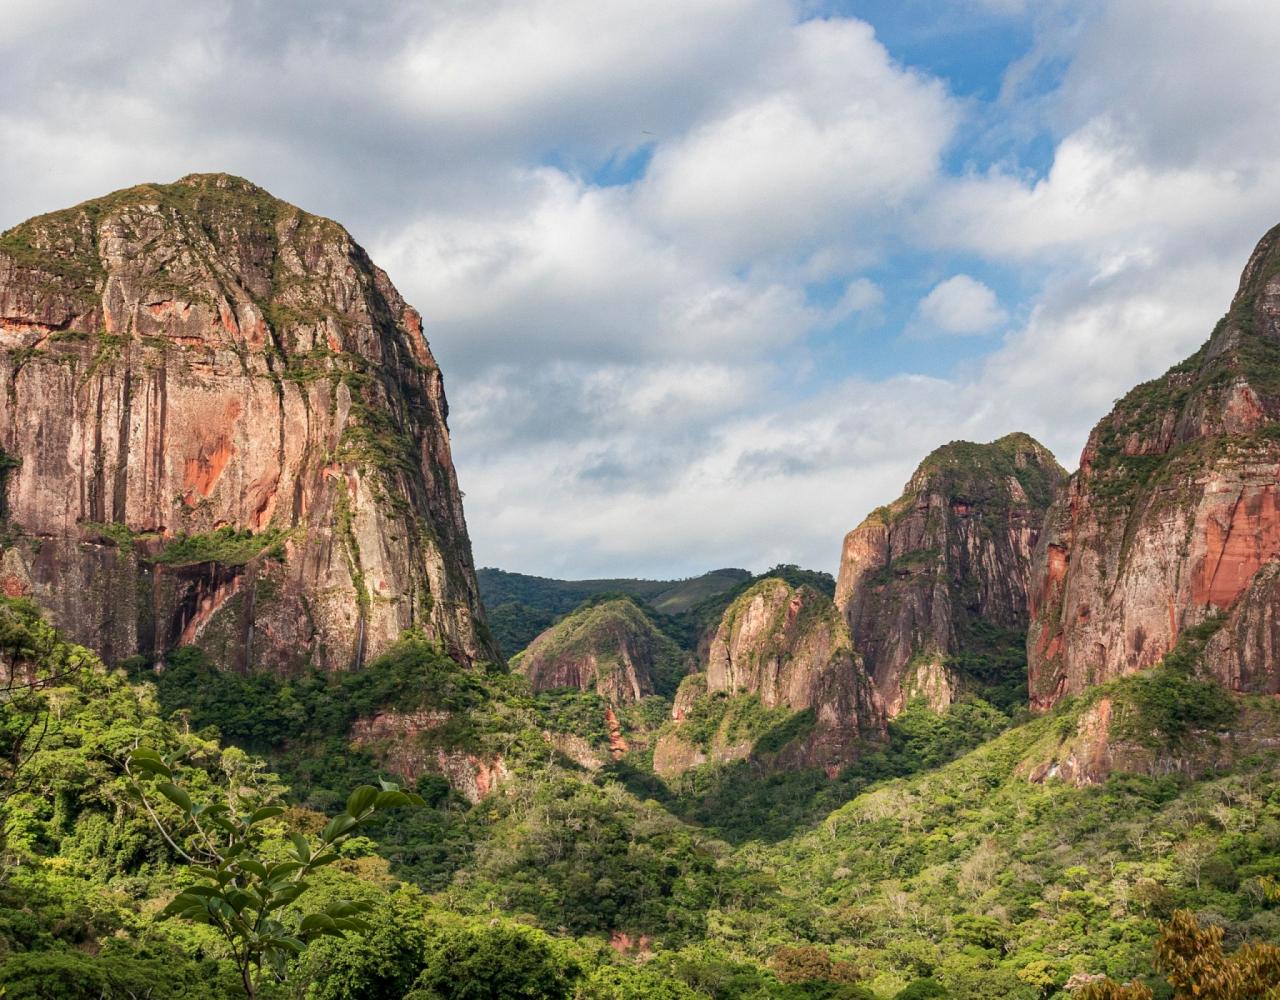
[6,589,1280,998]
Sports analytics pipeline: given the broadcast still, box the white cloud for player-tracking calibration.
[916,275,1008,335]
[8,0,1280,581]
[640,17,955,266]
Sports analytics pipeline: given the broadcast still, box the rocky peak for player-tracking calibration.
[0,174,495,671]
[671,577,885,771]
[835,434,1066,715]
[513,597,686,704]
[1028,224,1280,708]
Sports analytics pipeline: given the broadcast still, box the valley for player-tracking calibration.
[4,177,1280,999]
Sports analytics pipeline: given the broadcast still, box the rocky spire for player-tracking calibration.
[1028,224,1280,707]
[836,433,1065,715]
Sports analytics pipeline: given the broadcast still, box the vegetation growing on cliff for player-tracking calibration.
[513,596,689,699]
[154,526,290,567]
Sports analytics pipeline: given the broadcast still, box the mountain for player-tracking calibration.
[0,174,493,671]
[655,578,885,776]
[477,566,750,658]
[835,434,1065,715]
[512,597,687,704]
[1028,225,1280,709]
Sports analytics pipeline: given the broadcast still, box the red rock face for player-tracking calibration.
[1028,224,1280,707]
[835,434,1065,715]
[699,578,885,770]
[0,174,495,671]
[604,705,629,759]
[513,598,685,705]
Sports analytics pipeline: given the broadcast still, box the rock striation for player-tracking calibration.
[0,174,495,672]
[835,434,1065,715]
[658,579,885,775]
[1028,224,1280,708]
[512,597,686,704]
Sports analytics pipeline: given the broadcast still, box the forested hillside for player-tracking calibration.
[7,590,1280,998]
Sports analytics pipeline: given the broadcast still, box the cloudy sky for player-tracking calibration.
[6,1,1280,579]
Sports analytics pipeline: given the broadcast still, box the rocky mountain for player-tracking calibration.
[0,173,494,672]
[655,578,884,776]
[835,434,1065,715]
[512,597,687,704]
[477,566,750,659]
[1028,224,1280,708]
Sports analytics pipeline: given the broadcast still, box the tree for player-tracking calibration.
[0,597,95,858]
[1079,908,1280,1000]
[408,920,582,999]
[125,745,423,997]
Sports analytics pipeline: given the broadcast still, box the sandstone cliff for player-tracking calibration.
[1028,225,1280,708]
[513,597,686,704]
[835,434,1065,715]
[0,174,494,672]
[656,579,885,776]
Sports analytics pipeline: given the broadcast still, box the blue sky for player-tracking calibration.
[6,0,1280,578]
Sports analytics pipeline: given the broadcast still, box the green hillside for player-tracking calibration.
[7,592,1280,998]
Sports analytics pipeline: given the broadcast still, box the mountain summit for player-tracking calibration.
[0,173,494,671]
[836,433,1065,714]
[1029,224,1280,707]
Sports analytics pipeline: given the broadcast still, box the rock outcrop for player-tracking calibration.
[657,579,885,775]
[512,598,685,704]
[1028,225,1280,708]
[0,174,495,671]
[835,434,1065,715]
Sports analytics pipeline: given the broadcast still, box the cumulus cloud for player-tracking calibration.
[640,17,955,265]
[6,0,1280,577]
[915,275,1008,335]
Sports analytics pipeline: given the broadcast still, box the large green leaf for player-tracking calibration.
[128,756,172,779]
[155,782,193,814]
[299,913,337,933]
[321,813,357,844]
[373,789,411,810]
[249,805,286,825]
[288,832,311,863]
[346,785,379,818]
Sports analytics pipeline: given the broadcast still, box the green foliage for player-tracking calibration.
[1113,616,1237,750]
[484,600,556,661]
[408,919,582,999]
[477,567,751,624]
[127,745,424,996]
[512,597,688,699]
[79,520,158,554]
[154,526,290,567]
[945,621,1030,714]
[754,708,817,755]
[649,698,1010,844]
[895,980,949,999]
[911,433,1064,512]
[0,947,220,999]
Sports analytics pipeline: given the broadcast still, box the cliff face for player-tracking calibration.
[1028,225,1280,708]
[835,434,1065,715]
[0,174,495,672]
[657,579,885,775]
[513,598,685,704]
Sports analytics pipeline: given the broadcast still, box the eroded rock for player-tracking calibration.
[0,174,494,671]
[836,434,1065,714]
[1028,224,1280,707]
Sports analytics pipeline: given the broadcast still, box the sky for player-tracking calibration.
[5,0,1280,579]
